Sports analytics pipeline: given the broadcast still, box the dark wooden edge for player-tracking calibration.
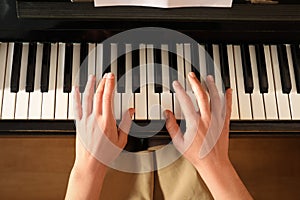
[17,2,300,22]
[0,120,300,137]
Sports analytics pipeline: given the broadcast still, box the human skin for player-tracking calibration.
[65,73,134,200]
[165,72,253,200]
[65,72,253,200]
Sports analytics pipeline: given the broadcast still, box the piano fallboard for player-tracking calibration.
[1,1,300,136]
[1,120,300,136]
[0,1,300,43]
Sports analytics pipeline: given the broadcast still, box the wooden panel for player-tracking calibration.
[0,136,75,200]
[229,135,300,200]
[0,135,299,199]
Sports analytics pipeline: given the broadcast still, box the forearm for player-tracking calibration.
[195,159,253,200]
[65,163,107,200]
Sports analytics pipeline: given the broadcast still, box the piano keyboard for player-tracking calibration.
[0,42,300,122]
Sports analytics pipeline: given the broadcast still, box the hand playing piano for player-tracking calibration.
[164,72,253,200]
[165,73,232,169]
[65,73,134,200]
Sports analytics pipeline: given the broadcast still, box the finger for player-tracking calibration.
[93,74,106,115]
[220,89,232,140]
[172,81,197,120]
[206,75,221,113]
[103,72,115,117]
[188,72,210,119]
[82,75,96,117]
[73,86,82,120]
[224,89,232,126]
[118,108,135,147]
[164,110,184,147]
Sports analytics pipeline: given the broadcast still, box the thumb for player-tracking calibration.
[164,110,184,148]
[118,108,135,146]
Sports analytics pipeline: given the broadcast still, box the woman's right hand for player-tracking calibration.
[165,72,252,200]
[164,72,232,167]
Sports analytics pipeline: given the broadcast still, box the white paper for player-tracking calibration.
[94,0,233,8]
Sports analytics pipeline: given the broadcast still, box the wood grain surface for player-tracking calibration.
[0,135,299,200]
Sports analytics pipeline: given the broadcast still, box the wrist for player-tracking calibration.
[66,160,107,200]
[72,160,107,179]
[194,157,233,180]
[194,158,252,200]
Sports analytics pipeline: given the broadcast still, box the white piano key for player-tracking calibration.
[111,43,121,120]
[54,43,68,119]
[0,43,8,118]
[249,45,265,120]
[68,43,80,120]
[28,43,43,119]
[286,44,300,120]
[88,43,96,76]
[176,44,185,88]
[42,43,58,119]
[199,44,207,80]
[184,44,192,91]
[160,44,173,119]
[227,45,239,120]
[96,43,103,84]
[173,93,183,119]
[135,44,147,120]
[212,44,224,93]
[147,44,160,120]
[172,44,185,119]
[184,43,198,112]
[76,43,96,118]
[27,45,42,118]
[1,43,16,119]
[270,45,291,120]
[263,45,278,120]
[121,44,134,116]
[15,43,30,119]
[233,45,252,120]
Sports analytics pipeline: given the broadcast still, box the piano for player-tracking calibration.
[1,1,300,199]
[0,0,300,136]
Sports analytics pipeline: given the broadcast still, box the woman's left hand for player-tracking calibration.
[72,72,134,174]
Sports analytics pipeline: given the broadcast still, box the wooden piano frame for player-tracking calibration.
[0,0,300,199]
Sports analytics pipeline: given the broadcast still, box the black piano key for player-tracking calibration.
[102,43,111,76]
[10,42,23,93]
[191,43,200,81]
[132,44,140,93]
[255,44,268,93]
[63,43,73,93]
[41,43,51,92]
[205,44,215,77]
[169,44,177,92]
[26,42,37,92]
[219,44,230,89]
[240,44,254,93]
[79,43,88,93]
[291,44,300,93]
[117,44,126,93]
[277,44,292,93]
[154,46,162,93]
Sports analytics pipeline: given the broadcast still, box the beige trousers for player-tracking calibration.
[99,145,213,200]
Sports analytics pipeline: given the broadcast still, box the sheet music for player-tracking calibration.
[94,0,233,8]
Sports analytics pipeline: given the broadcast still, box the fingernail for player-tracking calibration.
[173,80,179,87]
[207,75,214,82]
[129,108,135,117]
[88,74,94,81]
[107,72,114,79]
[163,110,169,119]
[103,73,107,78]
[189,72,196,78]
